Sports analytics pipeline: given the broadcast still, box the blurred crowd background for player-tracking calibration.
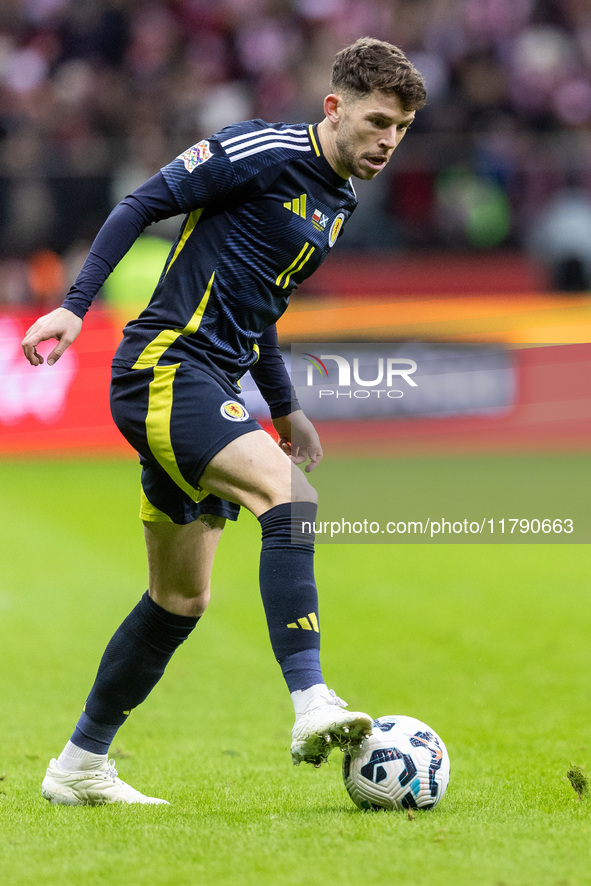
[2,0,591,309]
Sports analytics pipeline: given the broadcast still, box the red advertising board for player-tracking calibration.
[1,308,589,456]
[0,309,129,455]
[314,343,591,456]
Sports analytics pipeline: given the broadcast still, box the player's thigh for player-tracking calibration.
[143,514,226,616]
[199,429,316,518]
[110,363,261,514]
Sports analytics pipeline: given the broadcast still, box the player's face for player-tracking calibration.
[333,91,416,180]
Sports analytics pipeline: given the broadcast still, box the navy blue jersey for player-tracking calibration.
[110,120,357,380]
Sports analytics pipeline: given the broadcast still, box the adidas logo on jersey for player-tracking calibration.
[283,196,330,233]
[283,194,307,219]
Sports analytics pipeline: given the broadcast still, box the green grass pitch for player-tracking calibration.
[1,457,590,886]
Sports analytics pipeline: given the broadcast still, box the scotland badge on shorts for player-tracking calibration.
[220,400,249,421]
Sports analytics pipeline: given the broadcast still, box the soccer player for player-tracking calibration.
[22,37,426,805]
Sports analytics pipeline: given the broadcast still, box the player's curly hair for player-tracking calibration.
[331,37,427,111]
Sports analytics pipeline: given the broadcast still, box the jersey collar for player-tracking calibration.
[308,123,351,188]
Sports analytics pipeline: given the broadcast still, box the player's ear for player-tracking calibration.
[323,93,342,124]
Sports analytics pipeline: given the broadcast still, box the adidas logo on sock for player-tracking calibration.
[286,613,319,632]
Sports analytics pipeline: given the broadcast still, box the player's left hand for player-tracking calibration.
[272,410,323,472]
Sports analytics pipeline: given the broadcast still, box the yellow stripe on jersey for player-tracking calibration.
[144,363,208,504]
[308,125,321,157]
[282,244,315,289]
[276,243,315,289]
[275,243,308,287]
[132,271,215,368]
[164,208,203,276]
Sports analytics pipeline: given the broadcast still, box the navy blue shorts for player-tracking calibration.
[110,362,262,524]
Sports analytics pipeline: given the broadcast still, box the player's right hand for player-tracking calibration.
[21,307,83,366]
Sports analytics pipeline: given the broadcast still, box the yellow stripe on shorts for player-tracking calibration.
[139,487,174,523]
[144,363,208,504]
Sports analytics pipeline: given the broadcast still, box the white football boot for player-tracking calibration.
[291,687,372,767]
[41,758,169,806]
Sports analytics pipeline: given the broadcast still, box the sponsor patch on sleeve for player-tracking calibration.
[178,140,213,173]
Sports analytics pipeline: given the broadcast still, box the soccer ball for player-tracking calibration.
[343,715,450,811]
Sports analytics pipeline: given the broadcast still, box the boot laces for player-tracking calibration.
[327,689,348,708]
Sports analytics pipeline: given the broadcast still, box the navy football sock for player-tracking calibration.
[71,591,199,754]
[258,502,324,693]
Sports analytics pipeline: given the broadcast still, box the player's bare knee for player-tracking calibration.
[256,466,317,511]
[291,467,318,505]
[185,585,210,617]
[150,582,210,618]
[180,581,211,613]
